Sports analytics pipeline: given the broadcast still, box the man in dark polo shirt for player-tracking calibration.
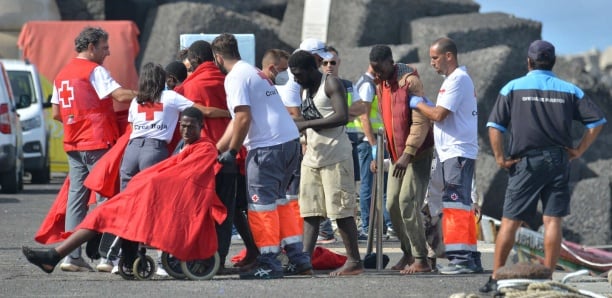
[480,40,607,293]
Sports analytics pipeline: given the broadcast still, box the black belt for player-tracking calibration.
[517,146,564,158]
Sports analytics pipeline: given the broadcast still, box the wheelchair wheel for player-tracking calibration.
[133,255,156,280]
[180,252,220,280]
[161,252,186,279]
[118,256,135,280]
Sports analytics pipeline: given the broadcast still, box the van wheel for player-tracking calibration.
[31,162,50,184]
[1,165,20,193]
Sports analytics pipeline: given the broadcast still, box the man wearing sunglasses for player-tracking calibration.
[318,46,357,245]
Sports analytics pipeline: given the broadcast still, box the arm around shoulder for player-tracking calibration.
[111,87,137,103]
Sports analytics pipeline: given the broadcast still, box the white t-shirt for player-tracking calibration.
[434,66,479,162]
[276,83,301,108]
[357,73,375,103]
[51,64,121,104]
[128,90,194,142]
[225,60,299,150]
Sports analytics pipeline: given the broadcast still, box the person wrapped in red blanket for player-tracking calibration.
[22,134,226,274]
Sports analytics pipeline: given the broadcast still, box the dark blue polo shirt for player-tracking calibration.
[487,70,606,157]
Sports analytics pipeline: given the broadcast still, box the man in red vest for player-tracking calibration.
[50,26,136,272]
[369,45,434,274]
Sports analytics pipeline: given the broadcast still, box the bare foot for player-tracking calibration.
[329,261,364,276]
[391,254,414,270]
[400,260,431,275]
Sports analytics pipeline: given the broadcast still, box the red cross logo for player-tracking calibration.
[256,69,274,86]
[137,102,164,121]
[58,80,74,108]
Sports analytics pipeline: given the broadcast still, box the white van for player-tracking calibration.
[0,61,26,193]
[1,59,50,183]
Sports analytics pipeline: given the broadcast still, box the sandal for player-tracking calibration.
[22,246,61,274]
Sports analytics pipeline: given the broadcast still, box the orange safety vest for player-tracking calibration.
[55,58,119,152]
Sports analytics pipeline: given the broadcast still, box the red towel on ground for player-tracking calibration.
[76,138,226,261]
[230,246,347,270]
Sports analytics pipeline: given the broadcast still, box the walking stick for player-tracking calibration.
[365,128,386,270]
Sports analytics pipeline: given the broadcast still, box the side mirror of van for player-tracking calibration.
[42,94,52,108]
[16,94,32,109]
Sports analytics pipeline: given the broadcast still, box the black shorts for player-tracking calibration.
[503,147,570,221]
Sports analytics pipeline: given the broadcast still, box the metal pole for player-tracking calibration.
[365,171,376,255]
[375,127,385,270]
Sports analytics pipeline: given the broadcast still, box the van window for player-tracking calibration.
[7,70,36,106]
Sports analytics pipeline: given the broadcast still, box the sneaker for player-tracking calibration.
[357,233,368,241]
[96,258,113,272]
[60,256,94,272]
[479,276,498,293]
[156,266,169,276]
[239,263,284,280]
[386,227,397,237]
[284,261,313,276]
[439,263,476,275]
[316,235,336,245]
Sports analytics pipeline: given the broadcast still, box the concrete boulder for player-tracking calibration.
[564,177,611,245]
[336,44,419,83]
[55,0,104,20]
[0,32,19,59]
[140,2,291,70]
[279,0,479,49]
[0,0,60,30]
[155,0,289,20]
[409,12,541,77]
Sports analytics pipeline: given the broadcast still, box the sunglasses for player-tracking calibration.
[322,60,337,66]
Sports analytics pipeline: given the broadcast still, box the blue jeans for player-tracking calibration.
[357,141,392,233]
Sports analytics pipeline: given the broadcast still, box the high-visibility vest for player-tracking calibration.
[347,73,382,134]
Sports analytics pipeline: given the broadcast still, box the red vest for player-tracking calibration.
[54,58,119,152]
[378,65,433,162]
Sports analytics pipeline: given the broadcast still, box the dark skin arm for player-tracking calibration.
[294,76,348,131]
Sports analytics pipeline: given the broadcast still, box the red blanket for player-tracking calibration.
[35,125,183,245]
[76,138,225,261]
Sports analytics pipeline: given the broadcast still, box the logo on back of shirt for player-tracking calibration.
[138,102,164,121]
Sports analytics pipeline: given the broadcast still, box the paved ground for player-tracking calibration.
[1,177,610,297]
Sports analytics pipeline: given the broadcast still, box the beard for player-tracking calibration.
[215,59,228,75]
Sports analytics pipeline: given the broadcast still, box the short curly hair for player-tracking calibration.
[74,27,108,53]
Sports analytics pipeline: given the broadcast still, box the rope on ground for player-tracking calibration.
[500,280,591,298]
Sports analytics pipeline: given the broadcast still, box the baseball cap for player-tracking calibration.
[299,38,333,60]
[527,40,555,62]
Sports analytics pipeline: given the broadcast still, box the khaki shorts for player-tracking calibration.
[299,158,356,219]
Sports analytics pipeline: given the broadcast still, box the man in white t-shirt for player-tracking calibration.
[411,37,481,274]
[49,27,137,273]
[212,33,311,280]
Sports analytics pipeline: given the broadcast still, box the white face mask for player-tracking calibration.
[274,70,289,85]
